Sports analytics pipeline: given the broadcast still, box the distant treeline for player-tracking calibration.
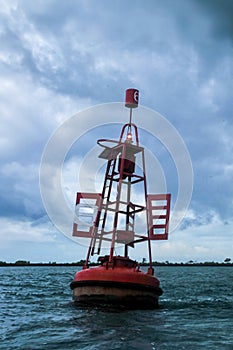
[0,260,232,267]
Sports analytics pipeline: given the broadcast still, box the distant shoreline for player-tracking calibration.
[0,261,232,267]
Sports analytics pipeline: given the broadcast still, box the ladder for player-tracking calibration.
[92,151,118,255]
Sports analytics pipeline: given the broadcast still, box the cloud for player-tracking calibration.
[0,0,232,262]
[0,161,42,219]
[0,72,92,224]
[0,216,87,262]
[0,216,56,244]
[195,0,233,41]
[0,1,64,73]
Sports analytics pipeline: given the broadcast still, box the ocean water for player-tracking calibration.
[0,266,232,350]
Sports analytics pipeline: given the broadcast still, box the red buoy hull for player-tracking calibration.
[70,257,162,309]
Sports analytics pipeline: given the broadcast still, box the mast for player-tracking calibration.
[72,89,171,272]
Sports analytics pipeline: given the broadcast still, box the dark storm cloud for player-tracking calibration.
[196,0,233,40]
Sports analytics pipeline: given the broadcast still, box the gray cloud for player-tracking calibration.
[195,0,233,40]
[0,0,232,261]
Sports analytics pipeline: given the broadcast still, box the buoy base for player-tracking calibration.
[72,284,161,309]
[70,256,163,309]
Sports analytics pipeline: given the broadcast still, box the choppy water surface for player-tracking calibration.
[0,266,232,350]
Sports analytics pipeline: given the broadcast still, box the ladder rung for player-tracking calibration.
[152,215,167,219]
[153,224,166,229]
[151,205,167,210]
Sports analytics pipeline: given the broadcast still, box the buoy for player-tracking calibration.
[70,89,171,309]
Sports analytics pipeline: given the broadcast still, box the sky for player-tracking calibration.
[0,0,233,263]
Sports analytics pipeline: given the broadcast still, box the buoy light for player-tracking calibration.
[126,131,133,142]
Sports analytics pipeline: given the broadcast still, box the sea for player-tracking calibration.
[0,266,232,350]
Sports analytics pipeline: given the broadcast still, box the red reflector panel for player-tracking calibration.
[147,194,171,240]
[73,192,101,238]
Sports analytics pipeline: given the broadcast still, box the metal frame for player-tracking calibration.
[73,122,171,270]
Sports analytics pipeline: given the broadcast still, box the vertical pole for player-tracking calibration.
[126,177,131,231]
[124,244,128,258]
[125,176,132,257]
[85,231,97,268]
[129,108,132,125]
[109,144,126,262]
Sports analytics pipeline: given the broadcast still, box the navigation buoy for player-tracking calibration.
[70,89,171,309]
